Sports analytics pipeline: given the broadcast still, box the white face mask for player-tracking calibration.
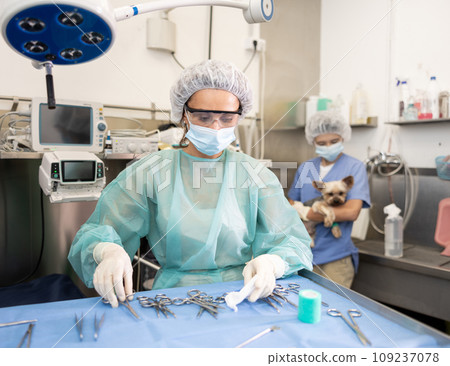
[315,141,344,162]
[186,122,236,156]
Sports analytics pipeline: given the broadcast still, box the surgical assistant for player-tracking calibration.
[288,111,370,287]
[68,60,313,307]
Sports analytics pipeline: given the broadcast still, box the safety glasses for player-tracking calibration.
[184,105,242,127]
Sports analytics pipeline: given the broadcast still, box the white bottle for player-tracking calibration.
[383,203,403,258]
[351,84,368,124]
[427,76,440,119]
[306,96,319,123]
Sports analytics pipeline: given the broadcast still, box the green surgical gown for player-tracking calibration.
[68,149,313,290]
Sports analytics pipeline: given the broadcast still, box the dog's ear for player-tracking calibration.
[342,175,354,189]
[312,180,326,192]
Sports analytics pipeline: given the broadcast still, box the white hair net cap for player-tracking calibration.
[305,110,352,145]
[170,59,253,123]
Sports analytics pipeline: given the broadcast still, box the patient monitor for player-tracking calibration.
[31,97,107,153]
[39,151,106,203]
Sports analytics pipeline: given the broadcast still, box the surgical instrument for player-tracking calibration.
[327,309,371,346]
[138,295,176,319]
[285,283,328,307]
[94,313,105,341]
[236,326,280,348]
[102,294,141,320]
[348,309,372,346]
[260,297,280,313]
[0,319,37,328]
[75,313,84,341]
[120,298,141,320]
[17,323,34,348]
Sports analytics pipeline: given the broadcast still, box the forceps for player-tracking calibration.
[17,323,34,348]
[102,294,140,320]
[327,309,371,346]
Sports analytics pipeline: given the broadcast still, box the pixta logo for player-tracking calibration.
[125,155,173,198]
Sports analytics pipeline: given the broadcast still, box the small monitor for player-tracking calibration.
[61,160,96,183]
[31,97,107,152]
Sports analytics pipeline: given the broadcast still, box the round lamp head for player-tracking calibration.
[0,0,116,65]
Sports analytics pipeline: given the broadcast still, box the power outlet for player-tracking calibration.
[244,38,266,52]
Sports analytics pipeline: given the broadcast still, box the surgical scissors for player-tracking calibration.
[286,283,328,307]
[138,295,176,318]
[17,323,34,348]
[327,309,371,346]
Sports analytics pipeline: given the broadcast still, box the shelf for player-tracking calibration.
[386,118,450,126]
[350,123,377,128]
[0,151,43,159]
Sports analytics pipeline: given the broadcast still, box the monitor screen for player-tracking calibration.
[39,104,92,145]
[61,161,96,182]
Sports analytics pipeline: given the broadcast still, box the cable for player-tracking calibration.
[243,41,257,73]
[109,129,147,137]
[105,115,143,128]
[366,151,417,234]
[171,52,185,70]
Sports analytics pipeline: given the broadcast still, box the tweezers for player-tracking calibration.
[94,313,105,340]
[17,323,35,348]
[75,313,84,341]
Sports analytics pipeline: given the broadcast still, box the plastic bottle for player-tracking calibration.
[351,84,368,124]
[383,203,403,258]
[403,96,418,120]
[306,96,319,123]
[104,130,112,155]
[399,81,410,121]
[329,94,350,123]
[427,76,440,119]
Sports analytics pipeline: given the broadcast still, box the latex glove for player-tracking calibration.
[293,201,311,221]
[93,242,133,308]
[242,254,286,302]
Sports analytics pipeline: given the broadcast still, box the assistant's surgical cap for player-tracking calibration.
[170,59,253,123]
[305,110,352,145]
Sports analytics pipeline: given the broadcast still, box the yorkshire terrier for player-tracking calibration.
[303,175,354,246]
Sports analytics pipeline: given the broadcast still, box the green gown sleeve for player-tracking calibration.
[68,166,150,288]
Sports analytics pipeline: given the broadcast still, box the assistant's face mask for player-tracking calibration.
[185,121,236,156]
[315,141,344,162]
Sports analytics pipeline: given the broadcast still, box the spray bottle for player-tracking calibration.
[383,203,403,258]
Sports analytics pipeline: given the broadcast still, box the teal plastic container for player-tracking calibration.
[298,289,321,323]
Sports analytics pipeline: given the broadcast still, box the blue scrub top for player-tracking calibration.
[287,154,371,270]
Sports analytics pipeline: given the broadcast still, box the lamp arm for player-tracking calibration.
[114,0,273,24]
[114,0,248,21]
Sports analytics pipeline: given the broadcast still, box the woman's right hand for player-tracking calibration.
[93,243,133,308]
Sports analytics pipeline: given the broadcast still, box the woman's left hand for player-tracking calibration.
[242,254,285,302]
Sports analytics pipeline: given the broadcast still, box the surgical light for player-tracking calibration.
[0,0,274,65]
[0,0,273,109]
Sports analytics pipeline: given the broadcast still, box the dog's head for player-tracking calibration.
[312,175,354,206]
